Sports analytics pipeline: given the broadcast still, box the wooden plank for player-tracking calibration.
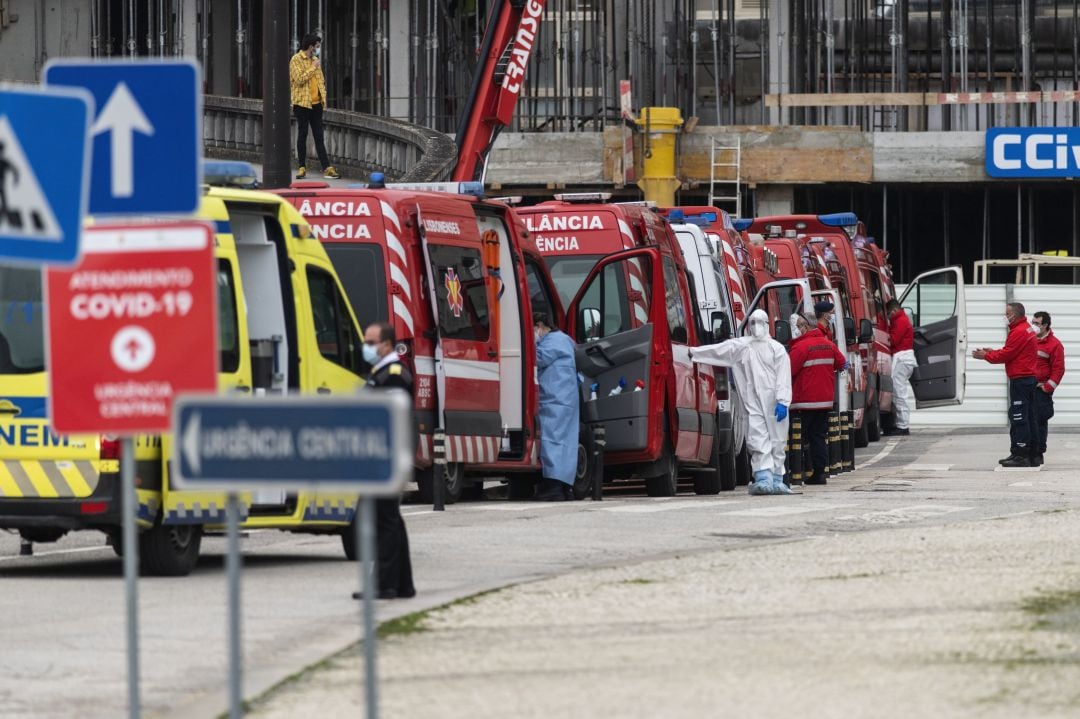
[765,92,931,108]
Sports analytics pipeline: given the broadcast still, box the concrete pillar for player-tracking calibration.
[387,0,411,120]
[757,184,795,216]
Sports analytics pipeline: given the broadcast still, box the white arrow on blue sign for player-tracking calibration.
[172,394,413,494]
[0,86,92,265]
[44,59,202,216]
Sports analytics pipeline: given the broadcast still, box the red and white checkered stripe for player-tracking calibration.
[938,90,1080,105]
[381,200,415,336]
[720,239,746,322]
[618,219,650,326]
[445,435,501,464]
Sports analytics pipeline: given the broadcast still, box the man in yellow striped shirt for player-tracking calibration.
[289,33,338,179]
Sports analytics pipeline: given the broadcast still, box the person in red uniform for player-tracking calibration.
[972,302,1039,467]
[789,312,847,485]
[884,299,915,436]
[1031,311,1065,466]
[814,300,836,342]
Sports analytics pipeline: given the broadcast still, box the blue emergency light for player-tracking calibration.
[203,160,259,189]
[676,210,718,228]
[666,209,686,222]
[817,212,858,228]
[347,180,485,197]
[732,218,753,232]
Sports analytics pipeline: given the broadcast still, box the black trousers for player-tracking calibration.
[798,410,830,481]
[1033,386,1055,455]
[294,103,330,168]
[1008,376,1038,457]
[376,497,415,597]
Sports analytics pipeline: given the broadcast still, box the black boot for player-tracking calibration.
[805,468,827,485]
[532,479,567,501]
[1000,456,1032,468]
[1031,454,1044,467]
[999,454,1020,465]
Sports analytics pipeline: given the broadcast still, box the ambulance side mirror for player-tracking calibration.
[843,316,857,346]
[578,307,601,342]
[712,313,731,342]
[774,321,792,345]
[858,318,874,344]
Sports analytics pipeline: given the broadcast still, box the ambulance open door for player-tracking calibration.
[897,265,967,408]
[566,247,667,455]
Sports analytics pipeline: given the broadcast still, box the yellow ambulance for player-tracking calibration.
[0,187,368,575]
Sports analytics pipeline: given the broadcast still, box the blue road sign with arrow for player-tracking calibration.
[0,86,91,265]
[172,394,413,494]
[44,59,201,216]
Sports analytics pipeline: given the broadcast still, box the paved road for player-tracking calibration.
[2,427,1077,718]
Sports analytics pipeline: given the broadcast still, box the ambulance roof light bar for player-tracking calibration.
[818,212,859,227]
[202,160,259,189]
[732,218,753,232]
[553,192,613,203]
[347,180,486,197]
[615,200,657,208]
[489,196,524,205]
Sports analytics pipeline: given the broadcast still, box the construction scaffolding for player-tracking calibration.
[33,0,1079,134]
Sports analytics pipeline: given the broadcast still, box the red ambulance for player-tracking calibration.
[746,213,895,443]
[276,182,569,502]
[519,197,723,496]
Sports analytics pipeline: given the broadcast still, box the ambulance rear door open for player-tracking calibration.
[416,197,505,464]
[897,266,967,408]
[566,247,668,457]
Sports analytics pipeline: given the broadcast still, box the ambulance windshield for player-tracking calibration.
[0,266,44,375]
[546,255,602,306]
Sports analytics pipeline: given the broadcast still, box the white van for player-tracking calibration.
[671,222,750,489]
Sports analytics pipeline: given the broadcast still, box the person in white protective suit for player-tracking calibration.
[690,309,793,495]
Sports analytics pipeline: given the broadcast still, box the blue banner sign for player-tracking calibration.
[172,394,412,494]
[986,127,1080,178]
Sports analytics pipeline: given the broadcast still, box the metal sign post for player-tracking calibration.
[173,394,411,719]
[120,437,140,719]
[358,497,379,718]
[225,492,243,719]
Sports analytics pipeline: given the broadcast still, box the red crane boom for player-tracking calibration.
[452,0,547,182]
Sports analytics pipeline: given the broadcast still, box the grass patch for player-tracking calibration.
[378,609,432,639]
[1021,590,1080,617]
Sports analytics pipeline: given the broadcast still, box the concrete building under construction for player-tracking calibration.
[2,0,1079,282]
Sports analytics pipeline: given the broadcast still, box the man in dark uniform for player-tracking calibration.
[351,321,416,600]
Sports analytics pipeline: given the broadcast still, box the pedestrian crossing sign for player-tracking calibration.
[0,86,92,265]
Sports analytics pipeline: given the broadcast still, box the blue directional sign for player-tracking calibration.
[172,395,412,494]
[986,127,1080,178]
[44,59,201,216]
[0,86,91,265]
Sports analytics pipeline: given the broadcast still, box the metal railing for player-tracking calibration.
[202,95,457,182]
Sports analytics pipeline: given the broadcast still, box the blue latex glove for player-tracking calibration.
[842,361,850,371]
[774,403,788,422]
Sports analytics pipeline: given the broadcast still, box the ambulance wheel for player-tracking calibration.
[573,425,598,500]
[417,463,463,505]
[645,441,678,497]
[867,399,882,442]
[139,523,202,577]
[853,414,869,448]
[735,445,753,487]
[342,516,357,561]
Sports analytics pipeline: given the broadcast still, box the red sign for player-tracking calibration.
[46,223,218,434]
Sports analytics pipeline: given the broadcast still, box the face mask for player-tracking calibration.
[1005,315,1013,326]
[791,326,802,339]
[749,322,767,339]
[313,48,321,58]
[362,344,379,365]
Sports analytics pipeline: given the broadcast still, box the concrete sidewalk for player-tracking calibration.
[247,464,1080,717]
